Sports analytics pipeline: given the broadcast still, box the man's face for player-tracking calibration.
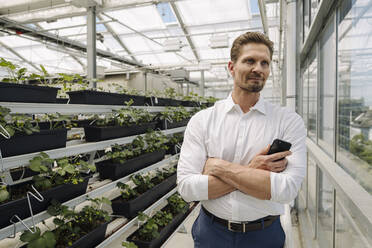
[228,43,271,93]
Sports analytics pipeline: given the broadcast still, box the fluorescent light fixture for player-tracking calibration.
[163,39,182,52]
[210,34,229,49]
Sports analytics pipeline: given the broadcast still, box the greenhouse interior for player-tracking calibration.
[0,0,371,247]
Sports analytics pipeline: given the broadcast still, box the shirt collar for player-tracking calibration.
[223,92,266,115]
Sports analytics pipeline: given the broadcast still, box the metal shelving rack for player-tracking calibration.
[0,102,191,247]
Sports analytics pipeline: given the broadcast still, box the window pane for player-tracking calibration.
[319,16,336,156]
[302,67,309,129]
[308,46,317,141]
[310,0,318,24]
[317,170,333,247]
[335,200,371,247]
[308,154,317,237]
[303,0,310,41]
[337,0,372,194]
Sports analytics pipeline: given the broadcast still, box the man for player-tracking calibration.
[177,32,306,248]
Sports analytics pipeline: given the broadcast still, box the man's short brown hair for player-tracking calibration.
[230,32,274,62]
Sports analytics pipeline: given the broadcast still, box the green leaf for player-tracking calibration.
[53,218,65,226]
[64,164,75,174]
[20,227,41,242]
[28,236,47,248]
[43,231,56,248]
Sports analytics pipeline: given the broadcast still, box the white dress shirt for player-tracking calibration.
[177,94,307,221]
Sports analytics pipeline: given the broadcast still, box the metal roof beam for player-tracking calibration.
[170,2,199,62]
[0,40,42,72]
[33,23,85,71]
[96,13,139,65]
[100,12,192,63]
[0,17,144,67]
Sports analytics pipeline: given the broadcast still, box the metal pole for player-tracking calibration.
[285,0,296,110]
[200,70,205,97]
[87,6,97,88]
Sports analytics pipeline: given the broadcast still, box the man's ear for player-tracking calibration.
[228,61,234,76]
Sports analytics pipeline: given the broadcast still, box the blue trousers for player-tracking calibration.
[191,208,286,248]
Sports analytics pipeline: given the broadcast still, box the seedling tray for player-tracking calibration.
[96,150,166,180]
[0,82,59,103]
[111,173,176,218]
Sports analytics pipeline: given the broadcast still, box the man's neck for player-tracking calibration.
[231,86,260,113]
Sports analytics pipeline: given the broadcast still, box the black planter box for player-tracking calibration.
[0,129,67,158]
[55,98,69,104]
[127,205,189,248]
[167,99,182,107]
[67,90,145,106]
[0,82,59,103]
[157,118,190,130]
[112,173,176,218]
[20,221,108,248]
[10,168,39,181]
[84,122,157,142]
[145,97,171,106]
[96,150,166,180]
[71,119,95,128]
[165,143,181,155]
[0,178,89,229]
[69,221,109,248]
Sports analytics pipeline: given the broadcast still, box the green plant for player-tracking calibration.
[137,212,159,241]
[20,227,56,248]
[28,65,49,85]
[157,106,191,123]
[350,134,372,165]
[35,113,76,129]
[144,131,169,153]
[164,88,177,99]
[122,241,138,248]
[0,184,9,203]
[0,57,27,84]
[167,193,187,215]
[106,131,167,164]
[29,152,96,191]
[43,198,111,247]
[0,106,40,139]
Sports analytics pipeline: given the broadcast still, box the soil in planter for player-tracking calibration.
[67,90,145,106]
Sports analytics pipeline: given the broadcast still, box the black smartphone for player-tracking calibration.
[267,139,292,161]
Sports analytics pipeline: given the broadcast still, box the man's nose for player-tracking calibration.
[252,63,263,73]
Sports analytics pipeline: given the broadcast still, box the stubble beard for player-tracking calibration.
[238,79,264,93]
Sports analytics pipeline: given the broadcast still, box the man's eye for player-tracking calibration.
[247,59,254,64]
[262,61,269,66]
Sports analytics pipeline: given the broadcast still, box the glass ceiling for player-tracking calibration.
[0,0,281,94]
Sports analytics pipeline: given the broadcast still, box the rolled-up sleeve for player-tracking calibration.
[270,112,307,204]
[177,113,209,202]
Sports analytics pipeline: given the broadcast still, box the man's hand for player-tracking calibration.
[248,145,291,172]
